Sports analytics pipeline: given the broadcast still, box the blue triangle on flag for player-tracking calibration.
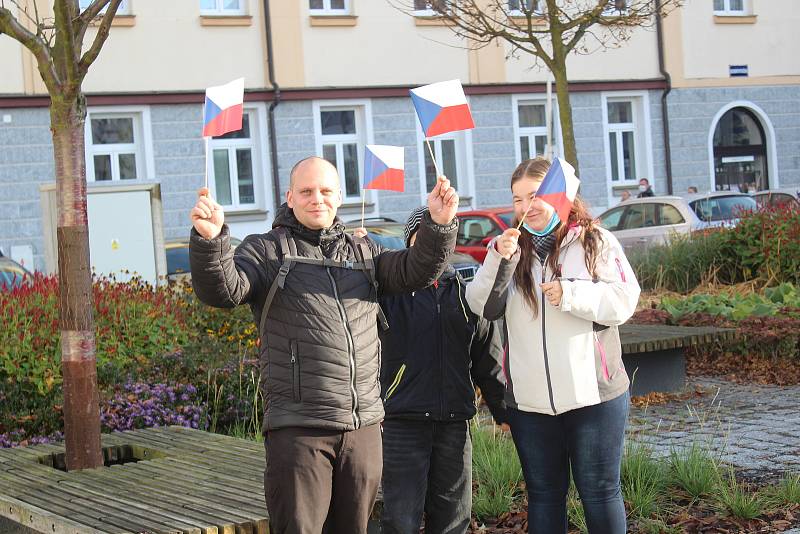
[204,98,223,125]
[409,92,443,136]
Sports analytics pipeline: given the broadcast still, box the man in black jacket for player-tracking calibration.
[373,207,507,534]
[189,157,459,534]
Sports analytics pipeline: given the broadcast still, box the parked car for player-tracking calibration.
[597,192,757,251]
[344,219,480,281]
[166,236,242,282]
[455,208,515,262]
[0,256,31,290]
[751,188,800,210]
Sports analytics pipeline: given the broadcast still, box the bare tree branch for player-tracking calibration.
[78,0,121,76]
[0,5,59,89]
[76,0,111,45]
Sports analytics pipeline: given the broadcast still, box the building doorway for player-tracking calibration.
[712,107,768,193]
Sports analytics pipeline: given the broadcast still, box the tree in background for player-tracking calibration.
[0,0,124,470]
[395,0,683,175]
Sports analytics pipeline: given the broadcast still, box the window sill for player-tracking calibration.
[200,15,253,27]
[713,14,757,24]
[90,15,136,27]
[507,15,547,26]
[224,208,269,221]
[309,15,358,27]
[414,16,454,27]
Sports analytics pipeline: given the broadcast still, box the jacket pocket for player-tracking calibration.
[290,340,301,402]
[383,363,406,403]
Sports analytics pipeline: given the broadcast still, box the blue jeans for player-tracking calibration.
[381,420,472,534]
[507,391,629,534]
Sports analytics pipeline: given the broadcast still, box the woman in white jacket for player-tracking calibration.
[465,158,640,534]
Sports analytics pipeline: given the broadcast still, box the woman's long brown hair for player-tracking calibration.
[511,158,604,314]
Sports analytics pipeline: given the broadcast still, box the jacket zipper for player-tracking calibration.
[383,363,406,402]
[326,266,360,428]
[540,255,558,415]
[436,284,444,419]
[290,340,300,402]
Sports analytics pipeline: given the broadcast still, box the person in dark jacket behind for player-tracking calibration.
[357,207,508,534]
[637,177,655,197]
[188,157,459,534]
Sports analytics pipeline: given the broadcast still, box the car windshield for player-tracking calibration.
[689,195,757,222]
[497,211,514,227]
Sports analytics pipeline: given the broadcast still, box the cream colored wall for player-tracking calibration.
[504,25,661,82]
[0,39,25,94]
[80,0,269,92]
[681,0,800,80]
[300,2,470,87]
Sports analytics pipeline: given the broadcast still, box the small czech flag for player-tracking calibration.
[202,78,244,138]
[536,157,581,223]
[409,79,475,138]
[363,145,404,192]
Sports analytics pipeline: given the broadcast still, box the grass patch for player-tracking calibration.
[471,423,523,521]
[668,442,722,500]
[621,441,669,520]
[714,468,767,519]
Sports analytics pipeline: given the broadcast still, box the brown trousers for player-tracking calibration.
[263,424,382,534]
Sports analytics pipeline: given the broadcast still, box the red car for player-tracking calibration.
[456,207,514,262]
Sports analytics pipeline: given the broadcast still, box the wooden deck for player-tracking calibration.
[0,427,269,534]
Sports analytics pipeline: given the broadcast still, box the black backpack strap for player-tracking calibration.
[352,235,389,331]
[260,227,293,335]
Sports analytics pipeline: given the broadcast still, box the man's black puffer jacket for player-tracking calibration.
[379,268,508,425]
[189,204,457,432]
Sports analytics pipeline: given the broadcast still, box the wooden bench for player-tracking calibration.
[619,324,737,396]
[0,426,272,534]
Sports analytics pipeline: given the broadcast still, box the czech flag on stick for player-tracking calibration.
[363,145,404,192]
[202,78,244,138]
[409,79,475,138]
[536,157,581,223]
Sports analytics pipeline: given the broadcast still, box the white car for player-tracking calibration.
[751,188,800,210]
[597,192,757,251]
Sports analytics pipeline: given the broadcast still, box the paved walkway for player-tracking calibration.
[629,376,800,481]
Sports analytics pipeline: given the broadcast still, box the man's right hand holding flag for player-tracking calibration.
[427,175,459,225]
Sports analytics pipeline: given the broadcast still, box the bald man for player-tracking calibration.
[189,156,459,534]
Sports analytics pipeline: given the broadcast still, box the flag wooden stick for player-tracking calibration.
[516,194,537,230]
[203,136,210,191]
[360,188,366,229]
[425,138,442,179]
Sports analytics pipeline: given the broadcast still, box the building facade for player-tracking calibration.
[0,0,797,272]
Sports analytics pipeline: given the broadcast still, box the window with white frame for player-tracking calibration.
[79,0,130,15]
[413,0,453,16]
[85,113,144,182]
[309,0,350,15]
[208,111,259,210]
[516,99,559,162]
[200,0,246,16]
[606,100,638,183]
[713,0,745,15]
[418,131,471,203]
[602,0,628,15]
[508,0,542,16]
[317,107,365,202]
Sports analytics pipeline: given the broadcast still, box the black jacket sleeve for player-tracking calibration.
[189,225,272,308]
[470,316,508,425]
[374,211,458,297]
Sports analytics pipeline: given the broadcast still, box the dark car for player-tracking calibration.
[344,219,480,281]
[0,256,31,290]
[165,236,242,282]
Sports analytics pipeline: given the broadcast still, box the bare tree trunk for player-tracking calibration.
[50,95,103,471]
[551,47,579,175]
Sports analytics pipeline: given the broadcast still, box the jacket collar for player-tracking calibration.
[272,203,346,248]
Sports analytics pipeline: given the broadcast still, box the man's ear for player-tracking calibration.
[286,189,294,208]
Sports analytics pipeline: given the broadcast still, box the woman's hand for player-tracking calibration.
[353,227,368,238]
[496,228,520,260]
[541,280,563,307]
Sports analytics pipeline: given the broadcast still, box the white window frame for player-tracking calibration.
[313,99,374,205]
[79,0,131,15]
[207,106,269,212]
[601,91,654,207]
[415,127,474,210]
[507,0,543,16]
[713,0,747,15]
[200,0,247,16]
[309,0,351,15]
[512,94,562,164]
[84,106,154,183]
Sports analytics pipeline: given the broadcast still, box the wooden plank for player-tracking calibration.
[0,493,127,534]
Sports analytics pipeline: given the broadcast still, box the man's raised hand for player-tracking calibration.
[427,175,459,225]
[190,187,224,239]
